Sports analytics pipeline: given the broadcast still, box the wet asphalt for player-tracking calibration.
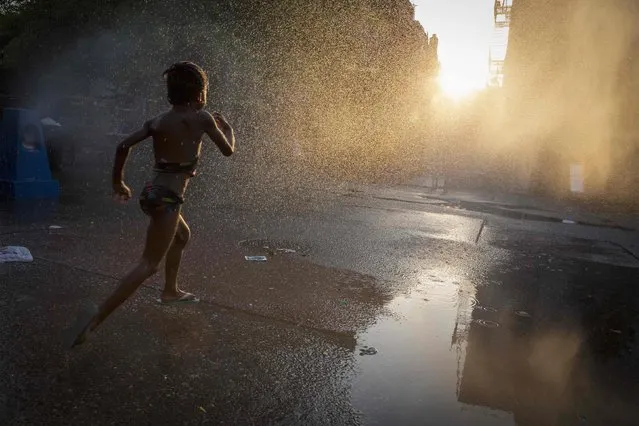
[1,168,639,425]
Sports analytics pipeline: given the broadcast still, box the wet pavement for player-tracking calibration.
[1,177,639,425]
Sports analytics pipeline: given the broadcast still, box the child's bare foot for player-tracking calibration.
[158,290,199,305]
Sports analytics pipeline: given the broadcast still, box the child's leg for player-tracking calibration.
[162,214,191,301]
[72,209,180,346]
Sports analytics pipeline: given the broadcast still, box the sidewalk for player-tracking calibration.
[346,174,639,231]
[421,189,639,230]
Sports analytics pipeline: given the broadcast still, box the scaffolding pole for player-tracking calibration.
[488,0,513,87]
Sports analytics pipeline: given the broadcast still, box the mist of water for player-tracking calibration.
[493,0,639,200]
[1,0,441,212]
[6,0,636,207]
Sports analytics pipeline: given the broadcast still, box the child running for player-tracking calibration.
[71,61,235,347]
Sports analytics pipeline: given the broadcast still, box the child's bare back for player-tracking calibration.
[150,108,233,165]
[141,108,234,197]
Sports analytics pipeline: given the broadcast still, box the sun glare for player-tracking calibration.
[413,0,497,100]
[437,70,487,100]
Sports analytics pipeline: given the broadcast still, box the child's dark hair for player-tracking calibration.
[163,61,208,106]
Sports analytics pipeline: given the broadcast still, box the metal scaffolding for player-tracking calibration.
[488,0,513,87]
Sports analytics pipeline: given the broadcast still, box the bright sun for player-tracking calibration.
[411,0,497,101]
[437,70,487,100]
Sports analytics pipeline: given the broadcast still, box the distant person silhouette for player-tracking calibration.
[70,61,235,347]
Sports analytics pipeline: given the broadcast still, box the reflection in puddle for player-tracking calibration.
[353,223,639,425]
[459,252,639,425]
[351,268,514,425]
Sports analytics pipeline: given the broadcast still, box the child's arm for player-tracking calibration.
[202,111,234,156]
[112,120,152,200]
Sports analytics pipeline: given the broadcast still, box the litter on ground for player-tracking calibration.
[0,246,34,263]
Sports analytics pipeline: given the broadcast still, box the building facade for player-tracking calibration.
[502,0,639,204]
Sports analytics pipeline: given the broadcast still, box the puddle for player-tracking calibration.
[353,235,639,425]
[351,270,514,425]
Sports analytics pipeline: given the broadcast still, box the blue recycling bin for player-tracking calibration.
[0,108,60,200]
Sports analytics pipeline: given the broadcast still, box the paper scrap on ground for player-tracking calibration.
[0,246,34,263]
[245,256,267,262]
